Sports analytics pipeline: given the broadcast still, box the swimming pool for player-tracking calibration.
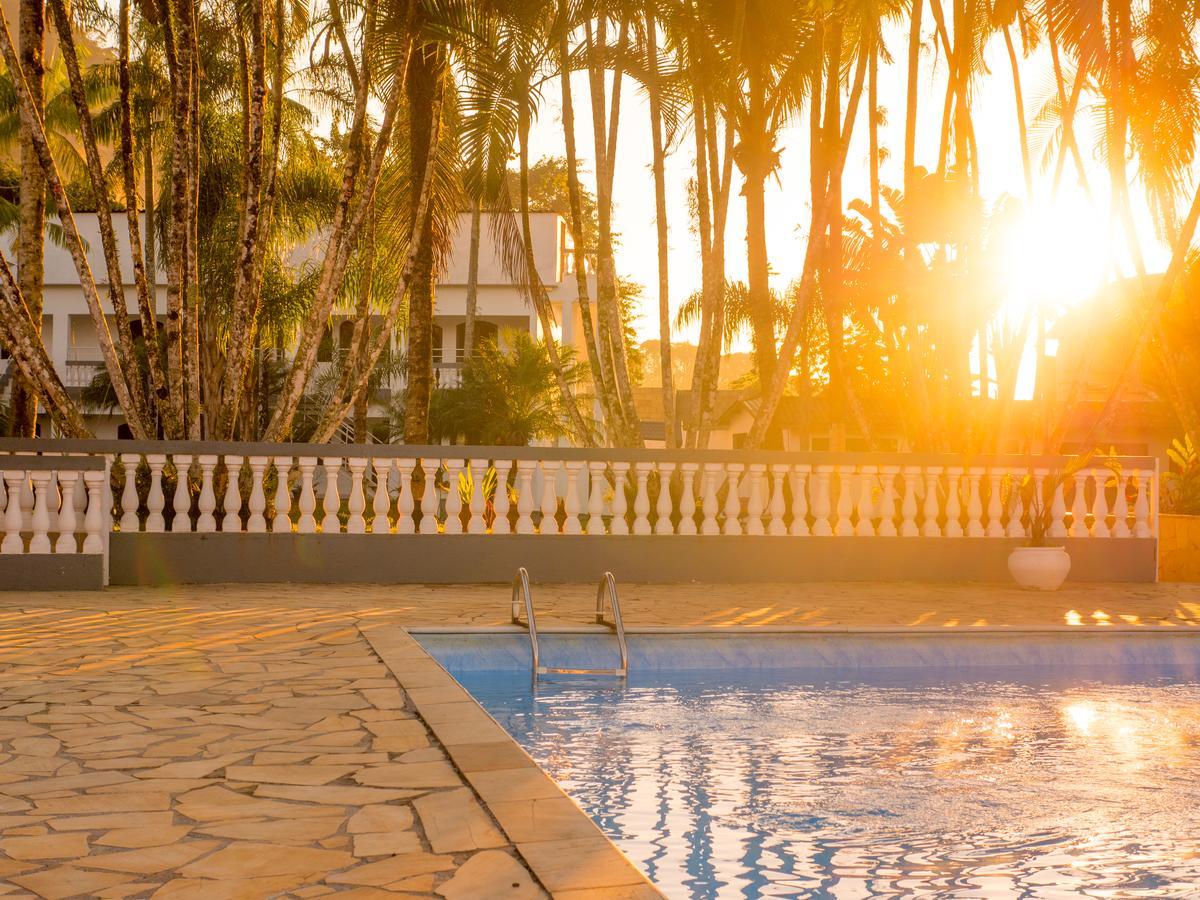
[420,634,1200,898]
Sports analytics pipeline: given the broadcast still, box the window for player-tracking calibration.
[338,320,356,350]
[317,328,333,362]
[455,321,498,360]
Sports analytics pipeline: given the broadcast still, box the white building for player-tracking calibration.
[2,210,593,437]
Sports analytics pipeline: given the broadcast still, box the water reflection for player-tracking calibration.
[458,668,1200,898]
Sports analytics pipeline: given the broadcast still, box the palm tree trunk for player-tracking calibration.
[463,198,481,361]
[585,15,641,444]
[1002,24,1033,202]
[10,0,43,437]
[215,0,270,438]
[265,0,412,440]
[0,6,148,438]
[402,43,440,445]
[699,94,734,449]
[48,0,153,433]
[119,0,170,428]
[748,48,868,448]
[645,11,676,448]
[688,91,714,450]
[903,0,921,195]
[516,97,593,443]
[0,257,90,437]
[558,28,620,440]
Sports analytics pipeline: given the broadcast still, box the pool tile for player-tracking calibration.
[468,767,566,804]
[515,837,652,892]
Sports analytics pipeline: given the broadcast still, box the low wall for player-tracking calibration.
[1159,515,1200,582]
[109,534,1158,586]
[0,555,105,591]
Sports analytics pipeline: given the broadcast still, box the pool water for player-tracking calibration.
[425,640,1200,898]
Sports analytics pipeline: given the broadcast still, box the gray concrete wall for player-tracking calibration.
[0,555,105,591]
[109,534,1158,586]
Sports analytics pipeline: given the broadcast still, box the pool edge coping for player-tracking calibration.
[359,622,665,900]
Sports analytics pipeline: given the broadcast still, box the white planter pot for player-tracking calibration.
[1007,546,1071,591]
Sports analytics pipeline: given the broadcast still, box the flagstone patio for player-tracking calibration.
[0,580,1197,898]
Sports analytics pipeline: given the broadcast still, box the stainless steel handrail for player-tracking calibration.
[511,568,628,678]
[511,566,539,673]
[595,572,629,677]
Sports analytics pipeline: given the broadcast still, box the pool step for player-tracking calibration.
[510,567,629,679]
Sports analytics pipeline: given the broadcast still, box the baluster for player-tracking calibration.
[54,470,79,553]
[82,470,105,554]
[0,474,5,535]
[296,457,318,534]
[243,457,267,533]
[765,465,787,536]
[45,471,60,536]
[538,460,560,534]
[877,466,898,536]
[196,455,218,533]
[811,466,833,536]
[515,460,537,535]
[655,462,676,535]
[632,462,653,536]
[370,459,393,534]
[492,460,513,534]
[1006,470,1027,537]
[15,461,32,533]
[144,455,166,533]
[700,464,721,535]
[963,467,984,537]
[28,472,51,553]
[943,467,964,537]
[417,460,440,535]
[1,471,22,553]
[443,459,465,534]
[790,466,810,536]
[466,459,487,534]
[921,467,942,537]
[170,455,193,533]
[722,464,743,536]
[899,467,920,536]
[119,453,140,532]
[610,462,631,535]
[985,470,1005,537]
[1133,470,1152,537]
[345,458,368,534]
[679,463,700,535]
[834,467,854,536]
[222,456,245,533]
[1068,470,1089,537]
[318,457,341,533]
[1090,467,1111,537]
[396,460,418,534]
[1112,471,1132,538]
[1048,471,1068,538]
[854,467,876,536]
[271,457,293,533]
[744,464,766,536]
[563,461,584,534]
[585,462,606,534]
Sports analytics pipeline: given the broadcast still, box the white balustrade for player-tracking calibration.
[82,470,105,554]
[877,466,898,537]
[854,467,875,537]
[790,466,810,536]
[921,468,942,537]
[120,454,140,531]
[320,457,342,534]
[272,457,293,533]
[633,463,653,536]
[467,460,487,535]
[585,462,606,535]
[443,459,465,535]
[417,459,439,534]
[346,458,368,534]
[222,456,244,533]
[171,455,192,532]
[655,462,676,535]
[246,456,269,533]
[396,460,417,534]
[296,457,318,533]
[145,456,166,533]
[944,467,964,537]
[563,461,584,535]
[55,470,79,553]
[515,461,536,535]
[611,462,631,535]
[811,466,833,536]
[1091,468,1111,537]
[493,461,513,534]
[722,464,743,536]
[28,471,51,553]
[539,461,559,535]
[767,465,787,536]
[370,459,392,534]
[679,463,699,535]
[1,472,22,553]
[745,464,766,536]
[965,468,985,537]
[834,469,854,536]
[1068,470,1089,538]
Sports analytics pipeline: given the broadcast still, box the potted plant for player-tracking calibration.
[1006,454,1110,591]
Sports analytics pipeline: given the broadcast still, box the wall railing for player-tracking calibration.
[0,440,1158,541]
[0,454,110,556]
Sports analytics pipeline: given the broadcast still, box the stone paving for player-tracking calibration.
[0,604,544,898]
[0,580,1198,897]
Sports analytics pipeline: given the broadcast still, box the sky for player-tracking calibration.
[525,24,1172,345]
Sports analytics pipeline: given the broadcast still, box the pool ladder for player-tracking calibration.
[511,567,629,678]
